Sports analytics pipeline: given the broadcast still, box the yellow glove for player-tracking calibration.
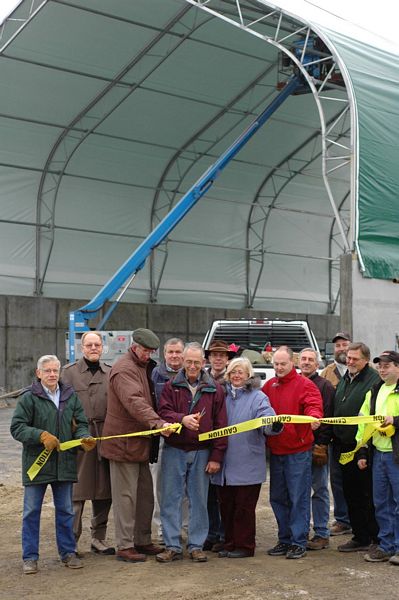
[40,431,60,451]
[81,437,97,452]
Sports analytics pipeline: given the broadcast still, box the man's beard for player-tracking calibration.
[335,351,347,365]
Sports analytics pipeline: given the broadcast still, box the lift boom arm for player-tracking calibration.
[68,75,301,361]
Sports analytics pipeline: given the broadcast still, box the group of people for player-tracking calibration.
[10,327,399,574]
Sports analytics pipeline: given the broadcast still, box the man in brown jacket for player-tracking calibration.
[101,328,173,563]
[61,331,114,555]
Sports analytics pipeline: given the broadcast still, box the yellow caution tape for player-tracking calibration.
[27,423,182,481]
[26,448,52,481]
[339,422,395,465]
[198,414,387,442]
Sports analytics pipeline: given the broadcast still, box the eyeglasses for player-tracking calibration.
[41,368,60,374]
[83,343,102,348]
[230,370,246,375]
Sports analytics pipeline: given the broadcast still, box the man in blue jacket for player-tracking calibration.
[11,354,96,575]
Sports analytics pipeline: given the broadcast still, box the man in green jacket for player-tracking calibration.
[10,354,96,575]
[332,342,381,553]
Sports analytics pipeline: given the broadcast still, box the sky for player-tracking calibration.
[1,0,399,52]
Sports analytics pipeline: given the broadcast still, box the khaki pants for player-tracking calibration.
[110,460,154,550]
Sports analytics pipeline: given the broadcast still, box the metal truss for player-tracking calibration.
[34,2,195,295]
[246,116,351,309]
[0,0,48,52]
[185,0,354,311]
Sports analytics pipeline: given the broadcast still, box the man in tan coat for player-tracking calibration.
[61,331,114,555]
[101,328,173,563]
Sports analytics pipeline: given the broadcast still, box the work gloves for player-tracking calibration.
[312,443,328,467]
[40,431,60,451]
[81,437,97,452]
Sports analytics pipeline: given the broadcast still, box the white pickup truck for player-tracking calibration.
[203,318,321,382]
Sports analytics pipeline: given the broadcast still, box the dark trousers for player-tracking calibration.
[73,498,112,541]
[206,483,224,543]
[340,455,379,545]
[217,483,261,555]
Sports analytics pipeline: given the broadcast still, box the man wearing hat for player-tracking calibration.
[203,340,236,552]
[356,351,399,564]
[321,332,352,389]
[205,340,236,384]
[101,328,173,564]
[321,331,352,536]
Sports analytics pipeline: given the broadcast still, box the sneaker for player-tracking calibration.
[62,553,83,569]
[267,542,290,556]
[338,540,370,553]
[190,549,208,562]
[91,538,115,555]
[156,549,183,563]
[286,545,307,559]
[389,552,399,565]
[306,536,329,550]
[23,560,38,574]
[364,546,392,562]
[330,521,352,536]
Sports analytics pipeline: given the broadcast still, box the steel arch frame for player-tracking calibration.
[184,0,353,311]
[33,1,194,295]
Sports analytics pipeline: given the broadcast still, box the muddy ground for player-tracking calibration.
[0,407,396,600]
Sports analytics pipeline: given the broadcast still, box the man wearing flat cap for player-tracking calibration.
[101,328,173,563]
[356,351,399,564]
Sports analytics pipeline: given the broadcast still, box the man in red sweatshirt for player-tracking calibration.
[262,346,323,559]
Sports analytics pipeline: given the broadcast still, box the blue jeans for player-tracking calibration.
[160,445,210,552]
[270,450,312,548]
[329,445,350,526]
[373,450,399,554]
[22,482,76,561]
[311,463,330,538]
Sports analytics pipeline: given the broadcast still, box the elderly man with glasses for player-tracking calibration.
[61,331,114,556]
[11,354,95,574]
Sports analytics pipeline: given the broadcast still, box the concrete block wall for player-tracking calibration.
[0,294,339,392]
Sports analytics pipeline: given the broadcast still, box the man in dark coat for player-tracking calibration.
[333,342,381,552]
[156,342,227,564]
[299,348,335,550]
[11,354,95,574]
[151,337,185,541]
[61,331,114,555]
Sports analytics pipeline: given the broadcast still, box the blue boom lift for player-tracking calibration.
[68,75,302,361]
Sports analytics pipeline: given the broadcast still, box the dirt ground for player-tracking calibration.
[1,406,397,600]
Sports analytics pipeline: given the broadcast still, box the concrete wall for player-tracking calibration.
[0,294,339,392]
[348,256,399,356]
